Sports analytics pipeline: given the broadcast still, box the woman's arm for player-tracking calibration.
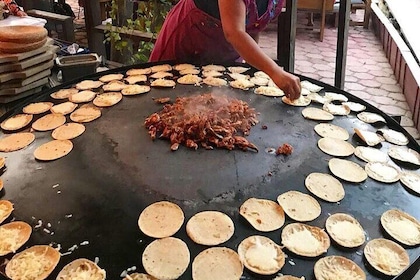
[218,0,300,99]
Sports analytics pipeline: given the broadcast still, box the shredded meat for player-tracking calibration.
[144,93,259,151]
[276,143,293,155]
[153,97,171,104]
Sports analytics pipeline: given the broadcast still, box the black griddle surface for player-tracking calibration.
[0,62,419,280]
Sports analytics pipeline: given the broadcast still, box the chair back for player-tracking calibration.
[297,0,335,12]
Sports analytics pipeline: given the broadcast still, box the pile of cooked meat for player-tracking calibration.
[144,93,259,151]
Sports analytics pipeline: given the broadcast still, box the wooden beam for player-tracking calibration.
[95,25,156,43]
[334,0,351,89]
[277,0,297,72]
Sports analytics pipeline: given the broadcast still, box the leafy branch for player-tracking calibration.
[104,0,173,64]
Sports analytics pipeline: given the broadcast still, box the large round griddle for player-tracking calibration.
[0,62,419,280]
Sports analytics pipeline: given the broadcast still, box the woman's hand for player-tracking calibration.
[218,0,301,100]
[270,69,301,100]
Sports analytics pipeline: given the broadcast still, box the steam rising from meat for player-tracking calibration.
[144,93,259,151]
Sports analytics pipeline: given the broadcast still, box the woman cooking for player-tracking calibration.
[149,0,301,100]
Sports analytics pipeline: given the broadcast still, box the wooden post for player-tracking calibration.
[277,0,297,72]
[84,0,106,57]
[320,0,326,42]
[363,0,372,29]
[334,0,350,89]
[110,0,134,64]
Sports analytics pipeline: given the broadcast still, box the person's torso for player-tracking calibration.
[193,0,283,32]
[193,0,268,19]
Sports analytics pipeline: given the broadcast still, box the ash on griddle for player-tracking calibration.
[144,93,259,151]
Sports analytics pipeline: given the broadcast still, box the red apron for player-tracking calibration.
[149,0,284,64]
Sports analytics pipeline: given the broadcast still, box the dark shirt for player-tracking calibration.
[53,2,75,18]
[193,0,269,19]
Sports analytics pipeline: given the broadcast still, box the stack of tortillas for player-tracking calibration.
[0,26,48,54]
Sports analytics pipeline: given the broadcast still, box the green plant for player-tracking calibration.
[104,0,173,64]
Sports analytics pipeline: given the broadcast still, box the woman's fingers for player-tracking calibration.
[277,71,301,100]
